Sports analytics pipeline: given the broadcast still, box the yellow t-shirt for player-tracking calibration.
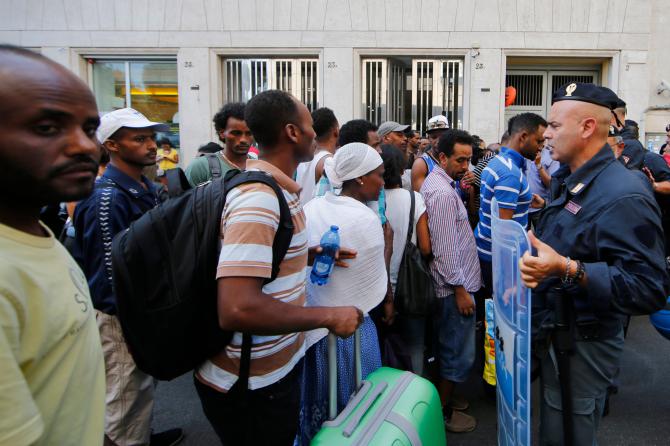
[0,222,105,446]
[158,148,179,170]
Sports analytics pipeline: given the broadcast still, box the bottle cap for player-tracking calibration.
[330,225,339,231]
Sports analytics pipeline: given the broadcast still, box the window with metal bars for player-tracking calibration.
[551,75,595,93]
[224,58,318,111]
[506,74,544,107]
[364,60,384,125]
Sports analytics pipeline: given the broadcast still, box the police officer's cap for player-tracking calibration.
[552,82,620,110]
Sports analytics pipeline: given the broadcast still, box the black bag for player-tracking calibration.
[111,168,294,380]
[394,191,435,317]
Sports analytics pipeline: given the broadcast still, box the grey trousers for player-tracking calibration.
[538,329,624,446]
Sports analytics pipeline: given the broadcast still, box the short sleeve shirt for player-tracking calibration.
[526,147,560,213]
[475,147,532,262]
[184,152,236,187]
[0,222,105,446]
[196,160,307,392]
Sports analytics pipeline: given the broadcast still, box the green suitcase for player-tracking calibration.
[311,332,446,445]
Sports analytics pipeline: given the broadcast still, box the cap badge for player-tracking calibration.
[565,83,577,97]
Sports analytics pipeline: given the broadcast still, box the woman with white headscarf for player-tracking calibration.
[296,143,387,444]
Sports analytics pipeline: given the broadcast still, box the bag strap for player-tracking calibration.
[206,153,222,179]
[406,190,415,244]
[238,333,253,392]
[165,168,192,197]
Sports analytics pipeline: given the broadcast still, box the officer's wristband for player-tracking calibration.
[562,256,571,284]
[573,260,585,283]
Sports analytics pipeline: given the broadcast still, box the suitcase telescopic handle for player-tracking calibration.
[328,330,362,420]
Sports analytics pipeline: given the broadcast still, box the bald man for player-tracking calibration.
[518,83,668,445]
[0,46,105,445]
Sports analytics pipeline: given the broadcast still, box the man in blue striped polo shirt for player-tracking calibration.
[474,113,547,301]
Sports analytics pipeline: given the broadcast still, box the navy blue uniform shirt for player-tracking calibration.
[534,145,668,338]
[619,127,646,170]
[73,164,159,314]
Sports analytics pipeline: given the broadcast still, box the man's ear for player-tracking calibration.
[103,139,119,155]
[285,123,300,144]
[581,117,598,139]
[437,151,448,167]
[518,130,529,146]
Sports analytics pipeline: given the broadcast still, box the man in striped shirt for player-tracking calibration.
[195,90,363,446]
[421,129,481,433]
[474,113,547,300]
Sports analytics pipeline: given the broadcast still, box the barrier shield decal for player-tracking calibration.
[491,199,532,446]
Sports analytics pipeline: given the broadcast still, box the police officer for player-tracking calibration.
[611,97,646,170]
[519,83,668,446]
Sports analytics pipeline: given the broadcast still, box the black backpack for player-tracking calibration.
[111,168,294,380]
[394,190,436,317]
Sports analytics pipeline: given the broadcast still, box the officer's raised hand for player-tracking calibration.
[519,231,565,288]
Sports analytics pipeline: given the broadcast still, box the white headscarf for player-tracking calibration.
[324,143,383,188]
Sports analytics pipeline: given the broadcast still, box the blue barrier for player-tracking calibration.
[650,296,670,341]
[491,199,532,446]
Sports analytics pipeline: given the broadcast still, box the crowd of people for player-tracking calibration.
[2,44,670,446]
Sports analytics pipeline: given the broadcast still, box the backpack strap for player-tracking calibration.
[206,153,222,179]
[406,190,416,244]
[238,333,253,394]
[165,168,192,197]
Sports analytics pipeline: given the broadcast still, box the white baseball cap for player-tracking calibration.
[97,108,170,143]
[426,115,450,133]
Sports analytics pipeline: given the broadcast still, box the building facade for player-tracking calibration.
[2,0,669,163]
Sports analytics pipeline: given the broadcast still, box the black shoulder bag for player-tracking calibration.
[394,191,435,317]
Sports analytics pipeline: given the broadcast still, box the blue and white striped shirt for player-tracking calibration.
[474,147,532,262]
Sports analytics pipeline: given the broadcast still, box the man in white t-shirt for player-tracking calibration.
[295,107,339,204]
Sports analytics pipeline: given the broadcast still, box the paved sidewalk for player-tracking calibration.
[154,316,670,445]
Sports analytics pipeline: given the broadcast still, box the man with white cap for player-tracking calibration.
[73,108,183,446]
[411,115,449,192]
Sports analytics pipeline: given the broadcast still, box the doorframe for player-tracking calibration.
[353,49,470,129]
[500,49,620,140]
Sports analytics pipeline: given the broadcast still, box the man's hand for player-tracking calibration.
[534,150,542,168]
[308,246,357,268]
[461,170,475,187]
[519,231,564,288]
[454,287,475,317]
[327,306,364,338]
[381,301,395,326]
[381,285,395,325]
[530,193,546,209]
[643,167,656,184]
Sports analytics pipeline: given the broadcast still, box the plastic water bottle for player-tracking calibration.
[310,225,340,286]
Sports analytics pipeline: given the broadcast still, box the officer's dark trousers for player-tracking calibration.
[538,328,624,446]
